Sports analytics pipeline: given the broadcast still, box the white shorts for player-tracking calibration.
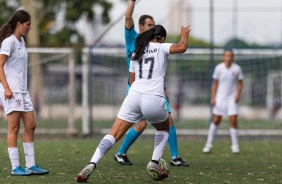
[0,92,34,114]
[117,91,168,124]
[212,98,238,116]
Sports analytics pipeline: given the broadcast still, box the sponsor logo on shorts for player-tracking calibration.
[16,99,22,107]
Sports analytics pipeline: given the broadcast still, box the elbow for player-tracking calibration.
[180,45,187,53]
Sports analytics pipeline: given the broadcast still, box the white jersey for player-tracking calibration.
[129,42,172,97]
[0,35,28,93]
[213,62,243,100]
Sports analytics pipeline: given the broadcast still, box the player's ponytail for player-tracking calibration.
[0,9,30,46]
[132,25,167,60]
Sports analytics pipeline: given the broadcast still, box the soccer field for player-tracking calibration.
[0,140,281,184]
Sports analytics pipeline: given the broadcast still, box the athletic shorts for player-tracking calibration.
[212,98,238,116]
[127,84,171,113]
[117,90,168,124]
[0,92,34,115]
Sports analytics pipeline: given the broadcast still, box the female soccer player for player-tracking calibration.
[203,50,244,153]
[77,24,191,182]
[0,9,49,176]
[115,0,189,167]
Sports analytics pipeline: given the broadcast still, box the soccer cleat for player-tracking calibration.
[170,157,189,167]
[114,152,132,165]
[147,161,168,180]
[202,144,212,153]
[11,166,31,176]
[77,162,96,182]
[25,164,49,175]
[231,145,240,154]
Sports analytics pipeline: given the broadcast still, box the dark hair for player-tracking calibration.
[138,15,153,25]
[132,25,166,60]
[0,9,31,46]
[223,49,234,56]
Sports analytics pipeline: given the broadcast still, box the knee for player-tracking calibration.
[8,125,20,135]
[25,122,36,132]
[154,118,169,132]
[213,121,220,126]
[134,120,147,132]
[230,122,238,129]
[213,116,221,125]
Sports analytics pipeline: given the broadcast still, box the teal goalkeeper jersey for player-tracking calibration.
[125,26,138,69]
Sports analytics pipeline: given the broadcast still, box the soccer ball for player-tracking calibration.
[159,158,169,174]
[147,159,169,180]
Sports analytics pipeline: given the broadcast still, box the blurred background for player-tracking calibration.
[0,0,282,139]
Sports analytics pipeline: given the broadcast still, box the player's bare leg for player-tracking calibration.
[203,115,222,153]
[21,111,49,175]
[7,112,29,175]
[7,112,21,148]
[134,119,147,132]
[22,111,36,143]
[229,115,239,153]
[109,118,135,141]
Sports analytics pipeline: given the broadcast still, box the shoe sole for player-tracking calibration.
[77,166,94,182]
[29,171,49,175]
[203,151,211,154]
[11,173,31,176]
[203,149,212,153]
[170,163,190,167]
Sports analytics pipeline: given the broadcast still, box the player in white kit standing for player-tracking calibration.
[0,10,49,176]
[203,50,244,153]
[76,24,191,182]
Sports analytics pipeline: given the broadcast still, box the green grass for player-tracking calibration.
[0,140,281,184]
[89,119,282,130]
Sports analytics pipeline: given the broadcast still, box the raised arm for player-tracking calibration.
[169,25,191,54]
[125,0,136,29]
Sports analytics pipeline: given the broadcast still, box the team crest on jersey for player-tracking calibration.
[232,72,238,77]
[16,99,22,107]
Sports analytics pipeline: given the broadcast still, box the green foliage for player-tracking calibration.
[0,0,113,46]
[166,34,212,48]
[224,38,270,49]
[0,0,20,26]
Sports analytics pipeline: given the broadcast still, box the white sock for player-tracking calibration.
[230,128,239,147]
[23,142,35,168]
[8,147,20,170]
[90,134,116,165]
[206,123,218,146]
[152,131,169,161]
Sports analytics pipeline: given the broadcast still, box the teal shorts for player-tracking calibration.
[165,97,171,113]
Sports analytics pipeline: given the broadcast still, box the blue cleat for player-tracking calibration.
[11,166,31,176]
[25,164,49,175]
